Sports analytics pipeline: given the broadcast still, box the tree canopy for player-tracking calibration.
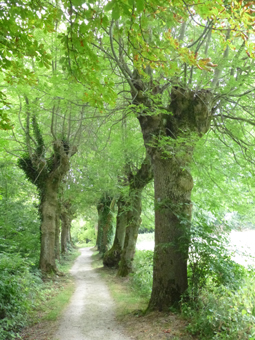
[1,0,255,336]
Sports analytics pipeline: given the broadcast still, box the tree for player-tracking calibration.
[117,154,153,276]
[18,113,77,273]
[60,198,75,254]
[59,0,255,309]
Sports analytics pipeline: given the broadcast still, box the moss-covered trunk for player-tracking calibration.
[18,117,77,274]
[39,179,60,273]
[137,87,213,310]
[55,203,60,260]
[148,153,193,309]
[117,187,143,276]
[60,211,69,254]
[117,155,153,277]
[96,195,115,255]
[103,196,128,267]
[60,199,74,254]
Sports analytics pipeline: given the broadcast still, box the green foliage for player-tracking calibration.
[0,253,41,340]
[72,217,96,244]
[188,209,246,299]
[0,198,40,259]
[0,164,40,260]
[181,208,255,339]
[130,250,153,298]
[182,274,255,340]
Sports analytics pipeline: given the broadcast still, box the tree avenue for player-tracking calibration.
[59,0,255,309]
[1,0,255,323]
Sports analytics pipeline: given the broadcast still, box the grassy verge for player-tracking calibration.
[91,249,148,318]
[41,249,80,322]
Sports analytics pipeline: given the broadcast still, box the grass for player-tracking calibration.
[41,249,80,321]
[91,249,148,318]
[43,282,75,321]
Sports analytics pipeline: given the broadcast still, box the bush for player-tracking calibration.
[182,272,255,339]
[188,217,246,300]
[183,209,255,339]
[0,253,40,340]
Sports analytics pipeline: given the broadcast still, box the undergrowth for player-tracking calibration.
[130,250,153,299]
[0,248,79,340]
[130,225,255,340]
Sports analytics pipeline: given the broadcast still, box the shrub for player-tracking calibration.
[182,273,255,339]
[0,253,40,340]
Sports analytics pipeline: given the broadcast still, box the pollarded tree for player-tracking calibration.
[9,27,95,273]
[18,112,77,273]
[117,153,153,276]
[59,0,255,309]
[60,198,75,254]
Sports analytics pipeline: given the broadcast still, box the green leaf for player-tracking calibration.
[241,309,247,315]
[136,0,144,11]
[112,5,120,20]
[105,1,115,11]
[70,0,83,6]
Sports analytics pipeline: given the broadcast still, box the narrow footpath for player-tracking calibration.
[54,248,132,340]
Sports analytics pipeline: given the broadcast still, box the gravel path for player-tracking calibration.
[54,248,131,340]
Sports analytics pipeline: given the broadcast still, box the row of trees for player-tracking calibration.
[1,0,255,313]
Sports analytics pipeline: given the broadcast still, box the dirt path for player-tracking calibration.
[54,248,132,340]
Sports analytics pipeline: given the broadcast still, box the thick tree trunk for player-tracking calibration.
[55,204,60,260]
[103,196,128,267]
[96,195,115,254]
[117,188,142,276]
[67,225,74,247]
[18,114,77,275]
[60,200,74,253]
[61,211,69,254]
[39,181,59,273]
[117,155,153,277]
[148,154,193,310]
[137,87,213,310]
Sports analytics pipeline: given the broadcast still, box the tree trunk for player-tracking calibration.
[39,180,59,273]
[148,154,193,310]
[96,195,115,254]
[18,115,77,274]
[117,154,153,277]
[103,196,128,267]
[61,211,69,254]
[60,199,74,253]
[137,87,213,310]
[55,203,60,260]
[117,188,142,276]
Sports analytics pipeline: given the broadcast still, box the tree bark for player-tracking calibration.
[137,87,214,310]
[96,195,115,254]
[18,132,77,274]
[148,153,193,310]
[55,203,60,260]
[103,196,128,267]
[39,180,59,273]
[117,188,142,276]
[61,211,69,254]
[117,154,153,277]
[60,200,73,254]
